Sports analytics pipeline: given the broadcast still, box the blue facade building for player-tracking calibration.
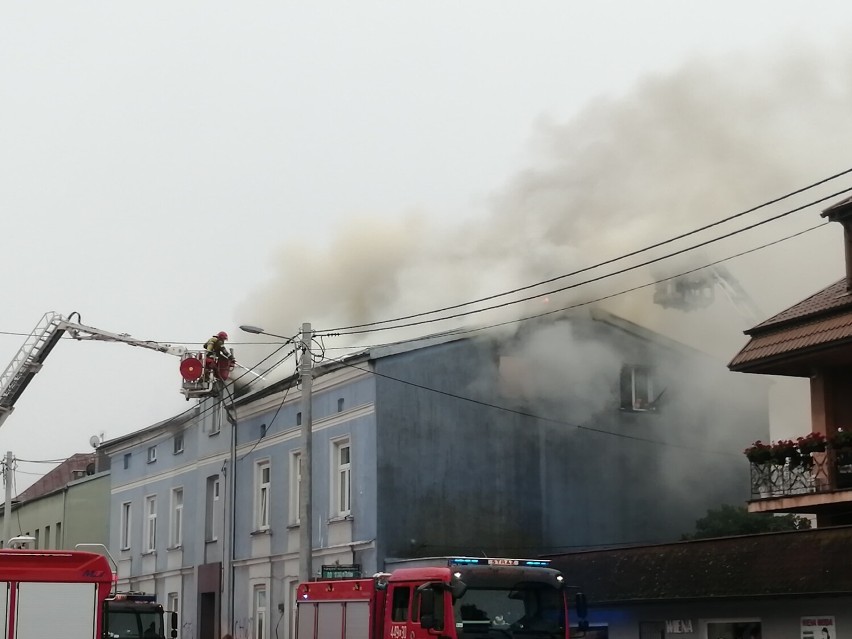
[101,309,768,639]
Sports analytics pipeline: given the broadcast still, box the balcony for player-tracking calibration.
[749,450,852,500]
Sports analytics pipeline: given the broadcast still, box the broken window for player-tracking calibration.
[620,365,659,412]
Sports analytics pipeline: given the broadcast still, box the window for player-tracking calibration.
[43,525,50,550]
[705,620,761,639]
[147,446,157,463]
[120,502,132,550]
[296,412,302,426]
[289,451,302,525]
[55,522,61,548]
[144,495,157,552]
[391,586,410,622]
[210,406,221,436]
[170,487,184,548]
[255,461,270,531]
[337,398,345,412]
[620,365,657,412]
[253,584,268,639]
[167,592,179,618]
[332,439,351,517]
[123,453,131,469]
[173,433,184,455]
[205,476,220,542]
[34,529,39,549]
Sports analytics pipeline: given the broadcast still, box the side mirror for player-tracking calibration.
[170,611,178,638]
[450,579,467,600]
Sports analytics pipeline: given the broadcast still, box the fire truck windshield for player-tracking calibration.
[106,610,165,639]
[453,582,564,638]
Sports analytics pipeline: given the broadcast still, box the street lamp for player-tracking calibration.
[240,323,313,584]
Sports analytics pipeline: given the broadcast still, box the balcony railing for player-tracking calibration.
[749,450,852,499]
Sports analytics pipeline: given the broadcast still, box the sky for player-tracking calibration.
[3,1,852,493]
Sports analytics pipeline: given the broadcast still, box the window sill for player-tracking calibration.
[209,430,221,437]
[251,528,271,536]
[328,514,353,523]
[286,522,300,530]
[141,550,156,557]
[167,545,182,551]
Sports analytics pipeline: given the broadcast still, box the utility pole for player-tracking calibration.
[299,322,313,583]
[3,451,12,545]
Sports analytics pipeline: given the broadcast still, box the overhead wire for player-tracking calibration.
[320,178,852,335]
[317,220,830,352]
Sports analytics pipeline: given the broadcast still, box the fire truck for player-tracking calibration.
[0,545,177,639]
[296,557,587,639]
[0,546,112,638]
[105,592,177,639]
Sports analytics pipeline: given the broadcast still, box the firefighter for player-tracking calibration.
[204,331,233,380]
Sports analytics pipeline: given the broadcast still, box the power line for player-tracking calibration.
[314,219,826,352]
[322,186,850,337]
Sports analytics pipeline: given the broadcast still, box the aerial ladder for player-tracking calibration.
[653,263,763,326]
[0,312,235,430]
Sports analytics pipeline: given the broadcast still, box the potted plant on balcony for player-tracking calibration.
[771,439,799,466]
[744,440,772,464]
[796,432,827,469]
[829,428,852,466]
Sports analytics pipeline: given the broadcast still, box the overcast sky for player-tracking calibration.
[3,2,852,492]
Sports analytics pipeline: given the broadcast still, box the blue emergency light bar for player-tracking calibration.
[448,557,551,568]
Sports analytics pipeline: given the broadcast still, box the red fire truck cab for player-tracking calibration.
[1,548,114,639]
[296,557,587,639]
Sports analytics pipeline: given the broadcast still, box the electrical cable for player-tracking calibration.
[320,182,852,335]
[402,221,831,342]
[237,361,297,462]
[315,219,829,353]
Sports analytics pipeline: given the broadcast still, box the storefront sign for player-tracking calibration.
[666,620,694,634]
[321,564,362,579]
[801,616,836,639]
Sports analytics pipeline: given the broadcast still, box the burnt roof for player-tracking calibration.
[545,526,852,604]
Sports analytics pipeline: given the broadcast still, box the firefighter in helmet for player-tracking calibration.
[204,331,234,379]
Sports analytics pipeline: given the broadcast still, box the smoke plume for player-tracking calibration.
[237,42,851,435]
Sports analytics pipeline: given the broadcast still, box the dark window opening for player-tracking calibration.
[391,586,410,622]
[620,365,660,412]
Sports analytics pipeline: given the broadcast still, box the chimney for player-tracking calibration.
[821,196,852,292]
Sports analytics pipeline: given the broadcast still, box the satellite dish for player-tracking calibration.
[89,435,100,449]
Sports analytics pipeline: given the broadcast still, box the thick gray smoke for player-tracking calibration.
[237,43,851,436]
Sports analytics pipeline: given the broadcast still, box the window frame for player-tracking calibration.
[144,495,157,553]
[170,487,184,548]
[289,450,302,525]
[331,438,352,517]
[255,460,271,531]
[253,584,268,639]
[147,446,157,463]
[620,364,657,412]
[120,501,132,550]
[205,475,220,542]
[173,433,184,455]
